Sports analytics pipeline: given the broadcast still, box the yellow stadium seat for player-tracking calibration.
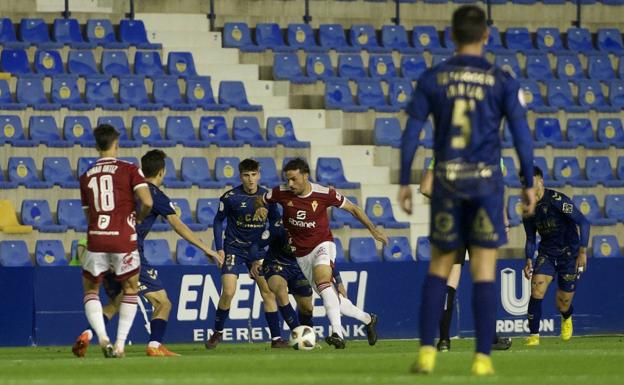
[0,199,33,233]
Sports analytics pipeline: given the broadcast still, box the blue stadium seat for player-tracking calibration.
[223,22,262,52]
[525,53,553,80]
[350,24,388,53]
[0,80,26,111]
[119,76,162,111]
[388,79,413,109]
[97,116,139,147]
[86,77,128,110]
[77,157,97,177]
[316,157,360,189]
[588,54,615,80]
[273,52,313,83]
[365,197,409,228]
[374,117,401,147]
[416,236,431,261]
[495,53,522,78]
[8,157,51,188]
[566,27,595,52]
[162,157,191,189]
[325,80,367,112]
[131,116,173,146]
[153,76,193,111]
[29,115,69,147]
[119,19,161,49]
[443,27,455,50]
[505,27,534,52]
[86,19,129,48]
[553,157,594,187]
[0,164,18,189]
[196,198,220,227]
[167,52,197,78]
[382,236,413,262]
[286,24,325,52]
[67,50,99,77]
[381,25,420,53]
[592,235,622,258]
[506,195,523,226]
[165,116,200,146]
[57,199,87,231]
[266,117,309,148]
[255,23,293,52]
[334,238,347,263]
[16,78,60,110]
[536,28,564,52]
[43,157,78,188]
[176,240,210,265]
[348,237,379,263]
[578,80,614,111]
[186,76,228,111]
[400,55,427,79]
[597,118,624,147]
[306,54,336,80]
[546,79,588,112]
[534,117,574,148]
[518,80,556,112]
[0,17,28,48]
[143,240,174,265]
[412,26,443,51]
[338,54,367,80]
[255,157,281,186]
[567,118,608,149]
[319,24,359,52]
[605,194,624,222]
[608,80,624,109]
[181,157,220,188]
[53,18,95,49]
[218,81,261,111]
[0,115,28,145]
[214,157,240,186]
[502,156,522,187]
[597,28,624,54]
[52,76,93,110]
[369,55,397,79]
[1,48,31,75]
[556,54,584,80]
[35,240,68,266]
[233,116,275,147]
[34,49,64,76]
[134,50,164,78]
[357,79,398,112]
[20,18,62,49]
[170,198,206,231]
[0,241,32,267]
[573,195,617,225]
[619,157,624,181]
[102,50,131,76]
[586,156,624,187]
[199,116,243,147]
[486,25,504,52]
[533,156,564,188]
[21,200,67,232]
[332,196,364,229]
[619,55,624,79]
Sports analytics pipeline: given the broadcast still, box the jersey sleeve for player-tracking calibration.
[502,76,527,122]
[406,77,431,121]
[327,188,348,209]
[213,193,230,250]
[264,186,281,204]
[130,165,148,191]
[79,176,89,209]
[153,191,176,218]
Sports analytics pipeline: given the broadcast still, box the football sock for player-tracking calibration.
[214,307,229,333]
[560,305,573,320]
[84,293,109,345]
[473,282,496,355]
[439,286,456,341]
[298,311,313,327]
[338,294,372,324]
[148,318,167,348]
[419,274,447,346]
[319,283,343,338]
[84,313,109,341]
[265,311,281,340]
[527,296,543,334]
[278,304,300,330]
[115,295,138,351]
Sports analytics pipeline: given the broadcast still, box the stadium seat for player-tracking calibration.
[369,55,397,79]
[35,240,68,266]
[350,24,388,53]
[0,115,26,145]
[199,116,243,147]
[567,118,608,149]
[143,239,174,265]
[233,116,275,147]
[485,25,504,52]
[86,19,128,48]
[412,26,443,51]
[223,22,262,52]
[97,116,138,147]
[186,76,228,111]
[619,56,624,79]
[505,27,535,52]
[0,240,32,266]
[266,117,310,148]
[286,23,325,52]
[586,156,624,187]
[334,238,347,263]
[218,81,261,111]
[382,236,413,262]
[181,157,220,188]
[153,76,192,111]
[306,54,336,80]
[43,157,78,188]
[0,80,26,111]
[580,80,614,111]
[400,55,427,79]
[519,80,556,112]
[214,157,240,186]
[134,50,165,78]
[86,78,128,110]
[325,80,367,112]
[119,76,162,111]
[316,157,361,189]
[8,157,51,188]
[67,50,99,77]
[273,52,313,83]
[618,157,624,181]
[0,50,27,76]
[381,25,420,53]
[534,117,574,148]
[553,157,594,187]
[605,194,624,222]
[332,196,364,229]
[255,157,281,186]
[176,239,210,265]
[502,156,522,187]
[77,157,98,176]
[165,116,201,146]
[167,52,197,78]
[536,28,564,52]
[51,76,93,110]
[34,49,64,76]
[556,54,584,80]
[357,79,399,112]
[546,80,588,112]
[119,19,161,49]
[255,23,293,52]
[608,80,624,109]
[16,78,60,110]
[597,118,624,147]
[495,53,522,78]
[572,195,617,226]
[0,164,19,189]
[374,117,402,147]
[21,200,66,232]
[0,17,28,48]
[526,53,553,80]
[506,195,523,227]
[443,27,455,50]
[597,28,624,53]
[365,197,409,228]
[57,199,87,231]
[338,54,367,80]
[533,156,564,188]
[20,18,62,49]
[170,199,206,231]
[592,235,622,258]
[319,24,358,52]
[416,236,431,261]
[163,157,191,189]
[29,116,70,147]
[566,27,594,52]
[101,50,131,76]
[53,18,95,49]
[588,54,616,80]
[131,116,173,146]
[348,237,379,262]
[388,79,413,109]
[196,198,220,227]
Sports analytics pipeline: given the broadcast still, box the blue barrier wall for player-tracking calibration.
[1,259,623,346]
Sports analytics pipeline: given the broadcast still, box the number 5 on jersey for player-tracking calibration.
[87,175,115,212]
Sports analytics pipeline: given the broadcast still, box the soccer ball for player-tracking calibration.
[289,325,316,350]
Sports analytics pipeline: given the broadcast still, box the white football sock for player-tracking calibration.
[84,293,109,345]
[319,285,343,338]
[148,341,161,349]
[339,294,372,325]
[115,295,138,351]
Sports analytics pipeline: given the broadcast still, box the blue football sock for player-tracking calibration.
[214,307,229,333]
[419,274,448,347]
[265,311,281,339]
[473,281,496,355]
[278,304,300,330]
[149,318,167,343]
[527,296,543,334]
[560,305,573,320]
[298,311,313,327]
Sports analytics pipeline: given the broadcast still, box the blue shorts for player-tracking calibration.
[102,262,164,299]
[263,260,313,297]
[222,244,263,276]
[430,176,506,251]
[533,254,578,293]
[332,263,343,285]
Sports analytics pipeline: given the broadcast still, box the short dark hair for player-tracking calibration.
[533,165,543,179]
[94,124,120,151]
[141,149,166,178]
[283,158,310,175]
[452,5,487,46]
[239,158,260,173]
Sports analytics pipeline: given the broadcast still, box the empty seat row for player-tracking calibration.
[520,79,624,112]
[0,17,160,49]
[324,79,412,112]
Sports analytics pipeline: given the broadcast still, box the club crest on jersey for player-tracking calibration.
[562,203,573,214]
[287,201,294,207]
[241,201,247,208]
[311,200,318,212]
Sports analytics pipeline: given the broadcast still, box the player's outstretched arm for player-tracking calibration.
[168,214,223,267]
[398,117,426,215]
[342,200,388,245]
[135,186,153,223]
[558,197,590,273]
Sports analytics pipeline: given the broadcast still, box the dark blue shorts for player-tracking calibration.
[263,260,313,297]
[222,244,263,276]
[102,262,164,299]
[533,254,578,293]
[332,263,343,285]
[430,177,506,251]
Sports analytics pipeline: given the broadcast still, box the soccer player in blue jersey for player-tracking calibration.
[72,150,222,357]
[398,5,536,375]
[522,166,589,346]
[205,158,289,349]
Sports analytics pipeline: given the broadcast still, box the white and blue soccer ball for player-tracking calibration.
[289,325,316,350]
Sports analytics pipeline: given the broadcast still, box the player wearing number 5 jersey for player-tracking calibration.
[79,124,153,358]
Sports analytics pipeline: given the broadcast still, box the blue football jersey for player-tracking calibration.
[264,221,298,267]
[136,183,176,256]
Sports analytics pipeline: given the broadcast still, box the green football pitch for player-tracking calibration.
[1,337,623,385]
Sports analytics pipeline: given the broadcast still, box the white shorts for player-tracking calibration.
[82,250,140,282]
[296,241,336,293]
